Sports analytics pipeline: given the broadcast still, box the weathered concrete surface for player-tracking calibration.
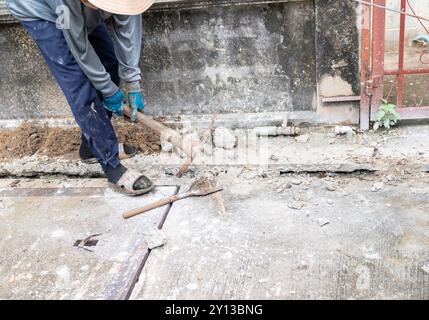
[314,0,360,124]
[315,0,360,96]
[0,0,318,120]
[0,0,363,124]
[1,124,428,178]
[132,174,429,300]
[0,179,177,300]
[142,0,317,115]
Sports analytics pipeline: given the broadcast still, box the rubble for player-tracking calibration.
[291,179,303,185]
[325,184,336,192]
[146,228,167,250]
[370,182,384,192]
[252,126,299,137]
[294,193,308,202]
[269,154,279,161]
[161,140,174,153]
[242,170,258,180]
[202,143,214,156]
[226,167,243,178]
[335,126,355,136]
[421,262,429,274]
[288,201,304,210]
[275,187,284,193]
[317,218,330,227]
[213,127,237,150]
[295,134,310,143]
[362,247,380,260]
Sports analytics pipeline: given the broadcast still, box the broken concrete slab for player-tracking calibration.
[0,180,177,300]
[213,127,238,150]
[0,125,428,178]
[132,177,429,300]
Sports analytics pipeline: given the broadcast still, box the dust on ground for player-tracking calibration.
[0,118,161,160]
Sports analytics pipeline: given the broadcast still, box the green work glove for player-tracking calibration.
[126,81,145,122]
[103,89,125,117]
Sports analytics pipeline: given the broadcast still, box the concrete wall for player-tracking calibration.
[142,0,317,116]
[0,0,361,124]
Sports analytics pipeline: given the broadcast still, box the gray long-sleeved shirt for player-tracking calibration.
[6,0,142,97]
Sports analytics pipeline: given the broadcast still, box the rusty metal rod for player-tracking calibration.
[354,0,429,22]
[396,0,407,107]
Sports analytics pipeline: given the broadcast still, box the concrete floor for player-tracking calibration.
[0,178,177,299]
[131,174,429,300]
[1,173,428,300]
[0,124,428,300]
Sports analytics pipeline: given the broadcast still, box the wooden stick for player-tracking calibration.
[123,193,190,219]
[123,105,194,158]
[176,112,218,177]
[123,105,218,177]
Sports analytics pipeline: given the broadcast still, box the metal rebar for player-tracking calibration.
[354,0,429,22]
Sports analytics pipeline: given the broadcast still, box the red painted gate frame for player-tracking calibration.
[360,0,429,130]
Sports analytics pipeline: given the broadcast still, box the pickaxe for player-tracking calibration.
[123,105,217,177]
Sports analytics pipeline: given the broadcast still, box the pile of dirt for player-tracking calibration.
[0,119,161,161]
[113,118,161,154]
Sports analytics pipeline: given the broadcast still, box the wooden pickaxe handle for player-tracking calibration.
[123,105,195,158]
[123,192,190,219]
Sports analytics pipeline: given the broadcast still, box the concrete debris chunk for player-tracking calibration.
[370,182,384,192]
[317,218,330,227]
[257,168,269,178]
[164,166,177,176]
[242,170,258,180]
[291,179,303,185]
[146,228,167,250]
[252,126,298,137]
[295,133,310,143]
[269,154,279,161]
[362,247,380,260]
[421,262,429,274]
[226,166,243,178]
[0,200,4,209]
[326,184,336,192]
[335,126,355,136]
[161,140,174,153]
[294,193,308,202]
[213,127,237,150]
[288,201,304,210]
[202,143,213,155]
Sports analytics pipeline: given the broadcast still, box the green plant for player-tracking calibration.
[373,100,401,131]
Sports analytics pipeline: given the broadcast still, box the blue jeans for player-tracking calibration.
[21,20,120,170]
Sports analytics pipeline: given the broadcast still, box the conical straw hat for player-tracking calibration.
[87,0,155,15]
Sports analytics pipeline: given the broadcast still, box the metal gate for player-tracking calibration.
[360,0,429,130]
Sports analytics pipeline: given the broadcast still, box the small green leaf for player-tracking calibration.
[385,104,396,112]
[376,110,386,121]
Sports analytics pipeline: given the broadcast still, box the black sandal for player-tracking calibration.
[108,168,154,196]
